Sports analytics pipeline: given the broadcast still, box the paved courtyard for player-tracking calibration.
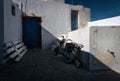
[0,49,120,81]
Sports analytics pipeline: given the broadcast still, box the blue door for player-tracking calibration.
[23,17,42,49]
[71,10,78,31]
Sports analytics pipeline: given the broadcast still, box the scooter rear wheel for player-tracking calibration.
[64,52,74,64]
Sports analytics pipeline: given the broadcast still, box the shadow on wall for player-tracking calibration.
[42,26,57,49]
[22,16,57,49]
[80,51,113,71]
[79,50,120,80]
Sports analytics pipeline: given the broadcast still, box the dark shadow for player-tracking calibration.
[80,51,117,71]
[80,51,120,80]
[41,27,57,49]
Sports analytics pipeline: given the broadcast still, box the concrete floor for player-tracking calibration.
[0,49,120,81]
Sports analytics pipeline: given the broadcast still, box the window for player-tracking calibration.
[71,10,78,31]
[11,5,15,16]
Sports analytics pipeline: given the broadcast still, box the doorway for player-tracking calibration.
[71,10,78,31]
[22,17,42,49]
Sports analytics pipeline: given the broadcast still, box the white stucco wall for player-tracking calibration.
[67,26,90,52]
[89,26,120,71]
[24,0,71,49]
[12,0,22,9]
[68,26,120,71]
[89,16,120,26]
[4,0,22,43]
[26,0,90,49]
[12,0,90,49]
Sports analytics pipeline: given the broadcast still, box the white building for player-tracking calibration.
[89,16,120,26]
[68,16,120,71]
[12,0,90,49]
[0,0,90,63]
[0,0,22,64]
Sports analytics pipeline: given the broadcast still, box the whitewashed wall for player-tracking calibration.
[4,0,22,43]
[12,0,90,49]
[68,26,90,52]
[68,26,120,71]
[26,0,90,49]
[25,0,71,49]
[69,16,120,52]
[89,16,120,26]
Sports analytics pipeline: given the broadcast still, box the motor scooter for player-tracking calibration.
[51,36,84,67]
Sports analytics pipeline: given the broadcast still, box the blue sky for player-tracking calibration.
[65,0,120,21]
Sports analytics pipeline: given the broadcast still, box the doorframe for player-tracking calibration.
[22,16,42,49]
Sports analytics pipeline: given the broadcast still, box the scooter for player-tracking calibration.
[51,36,84,67]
